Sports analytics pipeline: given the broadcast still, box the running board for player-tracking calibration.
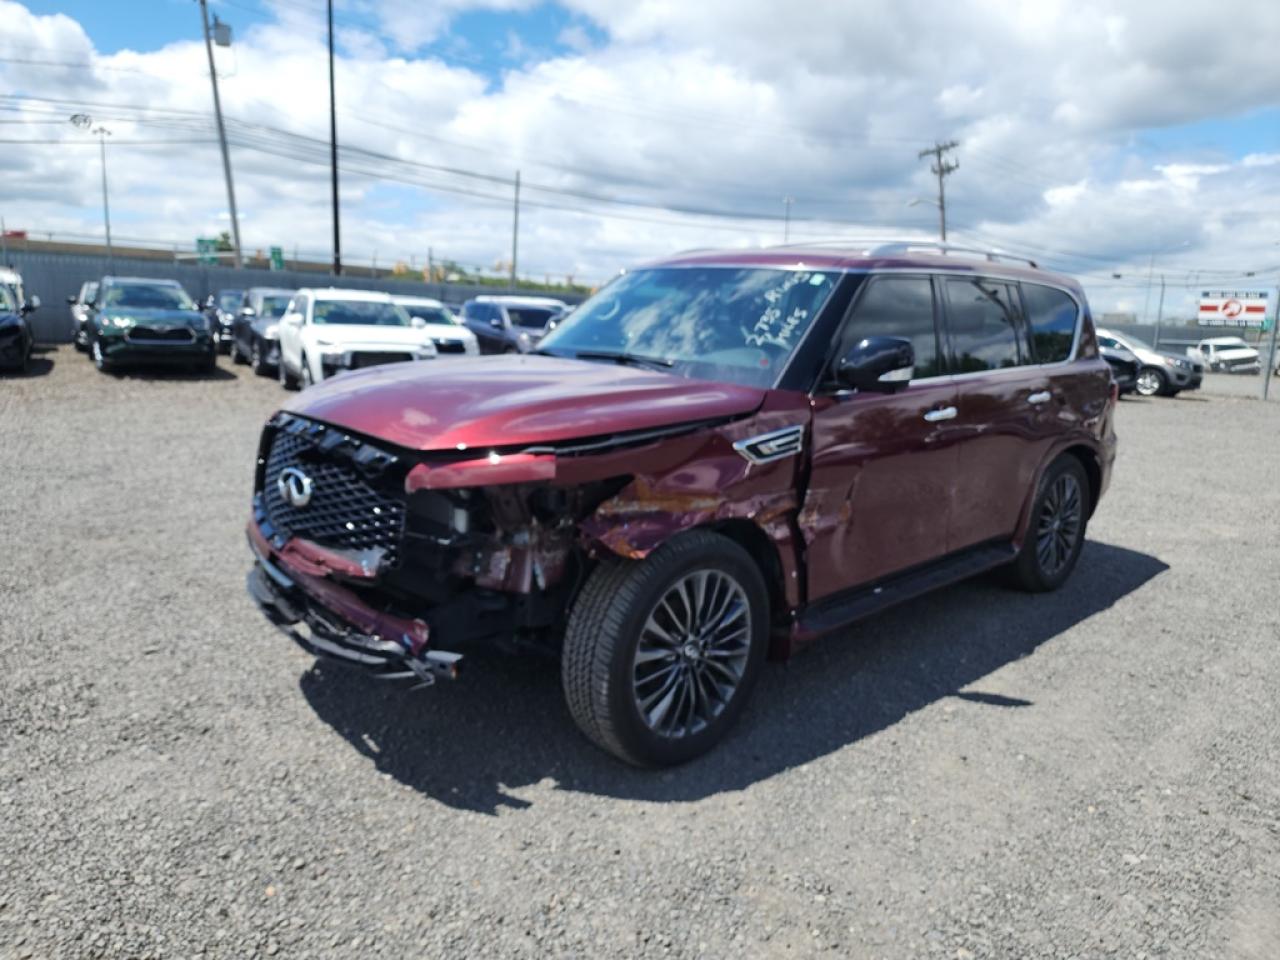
[797,542,1017,638]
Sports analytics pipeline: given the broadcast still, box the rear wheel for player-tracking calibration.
[1134,367,1167,397]
[561,530,769,767]
[1009,456,1089,593]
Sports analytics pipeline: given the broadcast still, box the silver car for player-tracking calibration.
[1096,328,1203,397]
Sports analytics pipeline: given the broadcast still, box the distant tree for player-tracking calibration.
[214,231,233,252]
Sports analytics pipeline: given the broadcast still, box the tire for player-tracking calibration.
[251,339,271,376]
[278,355,300,390]
[1008,456,1089,593]
[73,329,88,353]
[1134,367,1167,397]
[91,338,112,373]
[561,529,769,767]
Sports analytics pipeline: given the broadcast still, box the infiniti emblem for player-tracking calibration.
[277,467,314,508]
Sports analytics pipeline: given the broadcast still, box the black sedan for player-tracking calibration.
[1099,343,1139,395]
[0,284,37,373]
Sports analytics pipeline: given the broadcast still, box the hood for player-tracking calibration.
[416,322,473,340]
[308,324,433,349]
[1213,345,1259,358]
[105,306,205,327]
[283,354,767,451]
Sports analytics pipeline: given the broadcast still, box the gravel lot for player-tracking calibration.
[2,346,1278,960]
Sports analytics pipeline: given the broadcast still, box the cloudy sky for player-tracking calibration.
[2,0,1279,316]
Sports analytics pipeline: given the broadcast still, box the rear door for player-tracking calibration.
[943,277,1073,550]
[800,274,960,600]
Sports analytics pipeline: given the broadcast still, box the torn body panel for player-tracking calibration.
[250,395,813,666]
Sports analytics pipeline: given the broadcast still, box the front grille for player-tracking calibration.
[128,326,195,342]
[349,351,414,369]
[261,423,406,567]
[433,339,467,354]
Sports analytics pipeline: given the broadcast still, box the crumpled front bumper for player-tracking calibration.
[246,521,462,685]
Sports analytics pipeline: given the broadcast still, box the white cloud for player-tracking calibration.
[0,0,1278,312]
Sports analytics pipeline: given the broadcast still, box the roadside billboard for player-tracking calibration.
[1198,290,1268,328]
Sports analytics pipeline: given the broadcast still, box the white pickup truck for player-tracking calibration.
[1187,337,1261,374]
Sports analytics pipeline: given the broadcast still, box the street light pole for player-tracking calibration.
[1153,274,1166,350]
[97,126,113,264]
[917,140,959,242]
[327,0,341,275]
[198,0,243,268]
[71,114,113,264]
[782,196,794,244]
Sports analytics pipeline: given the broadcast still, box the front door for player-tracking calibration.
[800,274,961,602]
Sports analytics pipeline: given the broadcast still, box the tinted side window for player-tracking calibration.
[944,278,1022,372]
[1022,283,1078,363]
[462,302,479,320]
[835,275,942,379]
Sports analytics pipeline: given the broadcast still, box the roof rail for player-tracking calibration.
[866,241,1038,268]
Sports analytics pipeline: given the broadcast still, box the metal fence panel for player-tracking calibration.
[4,250,585,343]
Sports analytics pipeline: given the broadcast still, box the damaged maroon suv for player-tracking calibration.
[246,242,1117,766]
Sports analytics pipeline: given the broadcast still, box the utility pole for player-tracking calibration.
[1264,284,1280,401]
[327,0,341,275]
[1153,274,1166,350]
[510,169,520,292]
[917,140,959,241]
[198,0,243,268]
[782,196,794,244]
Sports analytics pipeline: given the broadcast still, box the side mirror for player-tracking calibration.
[836,336,915,392]
[240,306,256,317]
[488,317,503,329]
[410,316,427,329]
[282,312,303,326]
[67,295,78,305]
[23,295,40,313]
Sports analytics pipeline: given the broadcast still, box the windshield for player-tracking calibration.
[313,299,410,326]
[395,301,460,325]
[217,291,242,312]
[538,266,839,389]
[257,295,292,319]
[104,282,196,311]
[0,285,16,312]
[508,306,557,329]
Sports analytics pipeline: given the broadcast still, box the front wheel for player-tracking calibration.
[561,530,769,767]
[278,354,300,390]
[1008,456,1089,593]
[1134,367,1167,397]
[91,339,112,373]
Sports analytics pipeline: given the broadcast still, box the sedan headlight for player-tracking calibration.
[106,315,134,329]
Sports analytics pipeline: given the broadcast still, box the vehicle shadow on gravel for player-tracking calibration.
[5,345,56,378]
[106,365,237,382]
[298,539,1168,814]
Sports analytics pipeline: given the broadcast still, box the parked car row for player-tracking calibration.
[1095,328,1204,398]
[58,274,570,382]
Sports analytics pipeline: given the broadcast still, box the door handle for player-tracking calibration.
[923,406,957,423]
[1028,391,1052,405]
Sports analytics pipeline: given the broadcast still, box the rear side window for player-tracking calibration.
[1022,283,1078,363]
[944,278,1023,371]
[836,275,943,378]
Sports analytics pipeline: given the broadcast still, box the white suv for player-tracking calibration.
[1188,336,1261,374]
[276,288,438,389]
[390,296,479,356]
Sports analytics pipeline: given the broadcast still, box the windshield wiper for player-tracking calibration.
[573,349,675,369]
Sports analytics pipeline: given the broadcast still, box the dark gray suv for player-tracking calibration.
[461,295,567,354]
